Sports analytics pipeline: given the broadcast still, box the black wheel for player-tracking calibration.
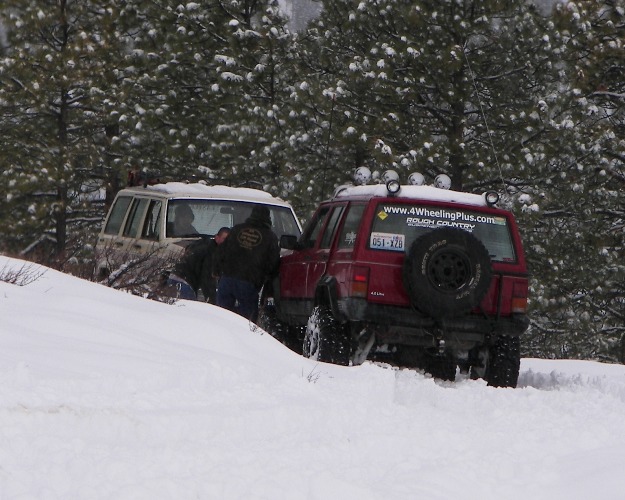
[303,306,350,365]
[484,336,521,388]
[403,228,492,318]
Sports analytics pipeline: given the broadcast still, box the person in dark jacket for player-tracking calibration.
[215,204,280,321]
[167,226,230,302]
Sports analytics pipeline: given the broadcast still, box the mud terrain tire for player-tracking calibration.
[403,228,492,318]
[485,335,521,388]
[303,306,350,365]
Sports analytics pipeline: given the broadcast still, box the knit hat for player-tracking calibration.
[248,204,272,228]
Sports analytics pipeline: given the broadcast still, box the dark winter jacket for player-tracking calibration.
[216,205,280,289]
[173,237,219,300]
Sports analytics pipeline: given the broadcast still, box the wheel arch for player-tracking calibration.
[314,275,344,322]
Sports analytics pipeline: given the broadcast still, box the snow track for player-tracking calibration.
[2,256,625,499]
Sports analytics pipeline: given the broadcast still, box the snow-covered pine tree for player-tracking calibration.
[206,0,303,202]
[522,0,625,361]
[0,1,127,267]
[291,0,560,201]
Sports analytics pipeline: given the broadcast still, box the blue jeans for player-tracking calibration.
[216,276,259,320]
[167,275,197,301]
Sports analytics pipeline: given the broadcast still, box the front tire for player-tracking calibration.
[303,306,350,365]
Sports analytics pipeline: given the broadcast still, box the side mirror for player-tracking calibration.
[280,234,299,250]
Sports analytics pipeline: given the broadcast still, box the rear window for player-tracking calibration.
[166,199,301,239]
[369,203,516,262]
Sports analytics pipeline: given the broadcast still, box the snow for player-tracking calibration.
[334,183,489,206]
[2,255,625,499]
[127,182,298,209]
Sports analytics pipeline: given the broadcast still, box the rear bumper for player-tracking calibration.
[339,298,529,348]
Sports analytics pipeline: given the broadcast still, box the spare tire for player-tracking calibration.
[403,228,492,318]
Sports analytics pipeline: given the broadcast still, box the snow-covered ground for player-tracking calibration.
[2,255,625,500]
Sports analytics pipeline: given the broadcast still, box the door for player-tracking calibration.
[280,206,332,301]
[304,204,346,297]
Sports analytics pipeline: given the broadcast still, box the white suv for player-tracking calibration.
[95,182,302,277]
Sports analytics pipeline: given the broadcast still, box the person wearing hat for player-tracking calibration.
[215,204,280,321]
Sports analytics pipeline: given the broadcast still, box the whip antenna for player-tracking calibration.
[463,44,508,194]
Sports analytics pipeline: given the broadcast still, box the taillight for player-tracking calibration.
[511,281,528,313]
[350,266,370,298]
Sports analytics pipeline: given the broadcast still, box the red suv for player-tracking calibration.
[262,180,529,387]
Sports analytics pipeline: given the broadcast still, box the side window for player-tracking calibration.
[319,206,345,249]
[300,206,331,249]
[123,198,149,238]
[338,204,366,248]
[103,196,132,235]
[141,200,162,240]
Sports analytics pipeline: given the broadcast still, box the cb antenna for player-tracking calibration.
[463,44,508,194]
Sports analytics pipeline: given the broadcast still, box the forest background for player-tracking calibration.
[0,0,623,362]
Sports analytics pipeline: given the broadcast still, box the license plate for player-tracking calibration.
[370,232,405,252]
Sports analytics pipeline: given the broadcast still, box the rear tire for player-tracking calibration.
[303,306,350,365]
[485,336,521,388]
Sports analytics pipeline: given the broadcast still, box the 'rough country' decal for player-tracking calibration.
[381,205,506,232]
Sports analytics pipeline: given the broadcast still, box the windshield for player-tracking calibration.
[369,203,516,262]
[166,199,301,239]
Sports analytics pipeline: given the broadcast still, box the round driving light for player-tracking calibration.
[386,179,401,195]
[382,169,400,183]
[434,173,451,190]
[484,191,500,206]
[353,166,372,185]
[408,172,425,186]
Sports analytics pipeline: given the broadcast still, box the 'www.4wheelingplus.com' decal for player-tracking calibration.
[379,205,506,232]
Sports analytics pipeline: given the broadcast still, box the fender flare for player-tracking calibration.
[314,276,344,322]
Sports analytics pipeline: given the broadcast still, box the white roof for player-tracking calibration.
[123,182,291,206]
[333,184,488,207]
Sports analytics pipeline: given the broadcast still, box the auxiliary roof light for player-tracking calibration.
[434,173,451,190]
[386,179,401,195]
[408,172,425,186]
[381,169,400,184]
[353,166,372,185]
[484,191,500,207]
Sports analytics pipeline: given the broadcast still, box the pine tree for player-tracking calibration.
[112,0,301,203]
[522,0,625,361]
[0,1,128,265]
[292,0,561,203]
